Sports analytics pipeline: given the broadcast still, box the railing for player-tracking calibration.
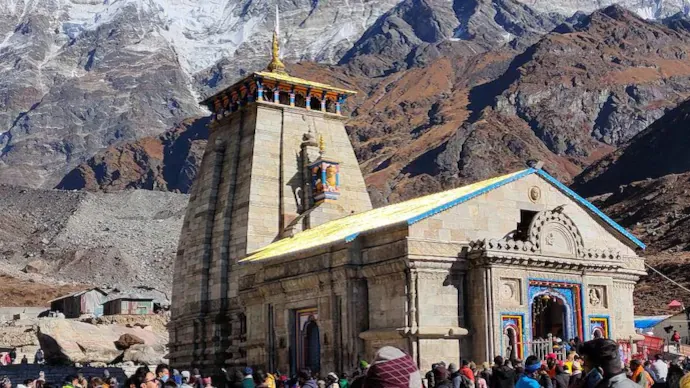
[527,334,567,360]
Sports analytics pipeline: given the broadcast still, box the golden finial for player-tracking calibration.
[267,5,287,74]
[319,134,326,155]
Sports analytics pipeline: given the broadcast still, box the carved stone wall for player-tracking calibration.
[587,285,608,309]
[499,278,523,307]
[367,272,407,330]
[612,281,637,338]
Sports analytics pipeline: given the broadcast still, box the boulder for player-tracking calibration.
[37,318,168,364]
[115,333,145,350]
[22,260,48,274]
[122,344,166,365]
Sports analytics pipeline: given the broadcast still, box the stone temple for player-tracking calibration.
[169,27,646,375]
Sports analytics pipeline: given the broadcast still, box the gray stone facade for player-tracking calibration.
[170,88,371,370]
[236,173,645,373]
[170,70,646,375]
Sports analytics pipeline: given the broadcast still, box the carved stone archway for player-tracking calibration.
[528,209,585,258]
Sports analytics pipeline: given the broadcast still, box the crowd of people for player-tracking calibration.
[418,339,690,388]
[2,338,690,388]
[0,349,44,366]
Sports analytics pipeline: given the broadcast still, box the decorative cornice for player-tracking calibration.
[470,251,622,271]
[469,209,629,270]
[360,259,407,279]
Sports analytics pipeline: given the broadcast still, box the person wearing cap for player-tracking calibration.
[244,368,256,388]
[516,356,552,388]
[449,364,461,388]
[450,364,473,388]
[426,364,439,388]
[363,346,422,388]
[578,338,636,388]
[338,372,349,388]
[180,372,193,388]
[545,355,558,379]
[325,373,339,388]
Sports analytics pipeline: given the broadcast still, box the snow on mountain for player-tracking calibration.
[0,0,400,188]
[515,0,689,19]
[0,0,689,189]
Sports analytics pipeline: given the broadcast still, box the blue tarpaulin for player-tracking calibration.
[634,315,671,330]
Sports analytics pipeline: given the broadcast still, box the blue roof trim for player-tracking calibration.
[406,168,537,225]
[345,232,360,243]
[634,315,670,329]
[536,169,646,250]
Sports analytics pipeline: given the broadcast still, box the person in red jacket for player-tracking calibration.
[459,361,475,383]
[672,330,682,352]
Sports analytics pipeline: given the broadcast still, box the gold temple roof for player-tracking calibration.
[240,167,646,263]
[254,71,357,95]
[240,170,528,263]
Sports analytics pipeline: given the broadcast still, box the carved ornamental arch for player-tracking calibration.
[471,207,625,265]
[527,210,585,258]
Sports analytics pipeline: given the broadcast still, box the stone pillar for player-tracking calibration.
[274,89,280,104]
[336,95,343,115]
[320,98,326,112]
[290,92,295,107]
[257,80,264,101]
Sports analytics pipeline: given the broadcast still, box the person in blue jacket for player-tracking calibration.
[516,356,552,388]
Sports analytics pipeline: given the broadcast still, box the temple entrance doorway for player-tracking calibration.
[291,308,320,375]
[531,294,567,340]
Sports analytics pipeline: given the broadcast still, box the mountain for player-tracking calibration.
[337,0,566,77]
[571,98,690,314]
[57,5,690,207]
[0,0,400,188]
[56,117,209,193]
[574,98,690,251]
[514,0,690,19]
[0,183,188,292]
[5,0,690,312]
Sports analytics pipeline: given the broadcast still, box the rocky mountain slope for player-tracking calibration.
[0,0,400,188]
[0,184,188,295]
[571,99,690,314]
[1,0,690,190]
[573,98,690,254]
[56,117,209,193]
[4,0,690,313]
[60,5,690,205]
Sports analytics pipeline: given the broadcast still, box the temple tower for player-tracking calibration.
[169,11,371,371]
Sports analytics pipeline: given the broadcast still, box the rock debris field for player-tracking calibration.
[0,185,189,303]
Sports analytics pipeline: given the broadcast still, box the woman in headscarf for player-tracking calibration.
[363,346,423,388]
